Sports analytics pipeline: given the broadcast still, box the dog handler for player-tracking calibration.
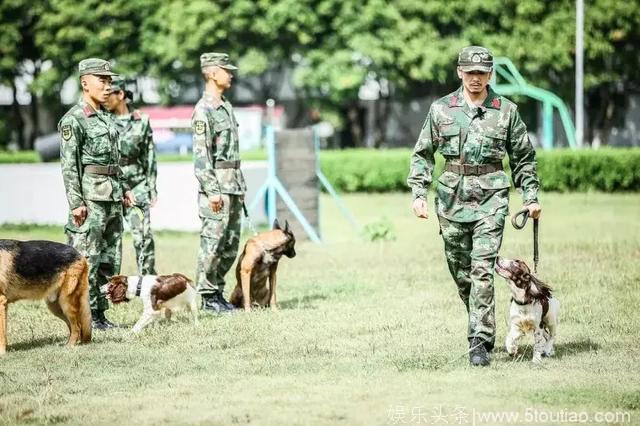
[192,53,247,313]
[59,58,136,330]
[105,76,158,276]
[407,46,542,366]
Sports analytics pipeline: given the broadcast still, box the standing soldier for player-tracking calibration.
[407,46,542,366]
[192,52,247,313]
[105,76,158,275]
[59,58,136,330]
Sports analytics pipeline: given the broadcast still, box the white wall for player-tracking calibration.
[0,162,267,231]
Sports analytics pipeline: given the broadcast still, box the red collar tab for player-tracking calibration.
[132,111,142,120]
[491,98,501,109]
[83,105,96,117]
[449,95,458,107]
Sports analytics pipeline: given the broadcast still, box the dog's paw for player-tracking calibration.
[542,348,555,357]
[506,346,518,357]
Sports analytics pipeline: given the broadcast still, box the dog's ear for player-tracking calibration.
[273,218,281,230]
[284,220,290,233]
[528,275,552,299]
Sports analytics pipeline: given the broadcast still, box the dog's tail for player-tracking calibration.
[174,273,195,289]
[150,285,161,311]
[78,257,92,343]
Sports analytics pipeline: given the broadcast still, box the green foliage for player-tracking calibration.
[536,148,640,192]
[319,148,640,193]
[0,150,40,164]
[361,217,396,242]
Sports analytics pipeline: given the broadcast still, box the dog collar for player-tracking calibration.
[511,297,530,306]
[135,276,143,296]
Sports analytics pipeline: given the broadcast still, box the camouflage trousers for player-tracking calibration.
[196,193,242,294]
[65,200,123,312]
[437,212,506,350]
[124,204,156,275]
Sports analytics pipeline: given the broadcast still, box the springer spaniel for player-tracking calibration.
[103,273,198,333]
[495,257,559,362]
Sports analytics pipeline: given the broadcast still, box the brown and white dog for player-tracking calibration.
[103,273,198,333]
[0,239,92,354]
[230,219,296,311]
[495,256,560,362]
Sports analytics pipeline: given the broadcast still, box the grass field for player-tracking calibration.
[1,192,639,425]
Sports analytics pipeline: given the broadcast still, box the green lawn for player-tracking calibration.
[0,193,639,425]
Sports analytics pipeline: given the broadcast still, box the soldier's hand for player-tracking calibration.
[525,202,542,219]
[209,194,223,213]
[412,198,429,219]
[123,191,136,207]
[72,206,88,227]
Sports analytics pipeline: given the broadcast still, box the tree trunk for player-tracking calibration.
[27,63,41,150]
[10,80,26,150]
[347,104,363,147]
[374,97,392,148]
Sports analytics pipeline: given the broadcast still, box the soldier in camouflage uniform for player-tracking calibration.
[407,46,542,366]
[105,77,158,275]
[58,58,136,330]
[192,52,247,313]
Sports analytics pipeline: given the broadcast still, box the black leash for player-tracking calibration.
[511,208,539,273]
[242,201,259,236]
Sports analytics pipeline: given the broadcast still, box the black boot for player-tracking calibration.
[201,291,235,313]
[91,310,108,331]
[99,311,120,328]
[469,337,490,367]
[91,310,119,330]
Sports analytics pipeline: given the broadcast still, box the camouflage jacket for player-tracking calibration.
[407,86,539,222]
[58,98,128,210]
[192,93,246,197]
[113,109,157,205]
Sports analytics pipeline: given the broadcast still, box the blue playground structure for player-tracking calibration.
[491,57,576,149]
[245,126,359,243]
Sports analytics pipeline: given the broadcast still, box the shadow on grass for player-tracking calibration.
[7,336,65,352]
[552,338,601,359]
[494,338,601,361]
[279,294,328,310]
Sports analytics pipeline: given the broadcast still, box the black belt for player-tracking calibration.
[445,162,503,176]
[214,160,241,169]
[84,164,119,175]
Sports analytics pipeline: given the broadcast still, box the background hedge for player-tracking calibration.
[319,148,640,193]
[2,148,639,192]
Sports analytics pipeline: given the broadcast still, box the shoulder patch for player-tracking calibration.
[61,124,72,141]
[194,120,206,135]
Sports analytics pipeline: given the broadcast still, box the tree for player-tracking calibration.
[0,0,46,149]
[33,0,153,105]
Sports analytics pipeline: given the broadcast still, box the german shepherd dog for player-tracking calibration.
[0,240,92,355]
[230,219,296,311]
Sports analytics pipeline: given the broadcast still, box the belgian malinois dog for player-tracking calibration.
[0,239,92,355]
[229,219,296,311]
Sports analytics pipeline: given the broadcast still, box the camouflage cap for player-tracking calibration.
[78,58,117,76]
[457,46,493,72]
[110,76,126,91]
[200,52,238,70]
[109,76,133,99]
